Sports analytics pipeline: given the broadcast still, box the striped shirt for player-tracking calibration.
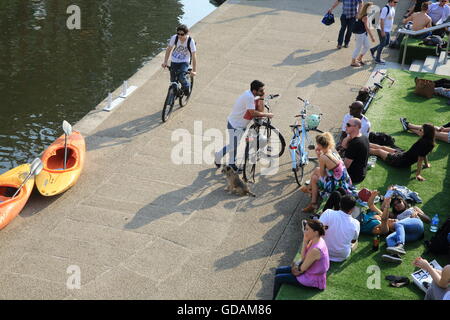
[339,0,362,18]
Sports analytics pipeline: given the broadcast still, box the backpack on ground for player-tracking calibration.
[425,218,450,255]
[174,35,194,64]
[369,131,402,150]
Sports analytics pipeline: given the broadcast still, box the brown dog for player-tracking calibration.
[221,165,256,197]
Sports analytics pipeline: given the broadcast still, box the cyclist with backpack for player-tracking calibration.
[161,24,197,96]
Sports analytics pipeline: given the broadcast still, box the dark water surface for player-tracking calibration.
[0,0,223,174]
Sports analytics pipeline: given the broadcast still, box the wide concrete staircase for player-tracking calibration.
[409,52,450,75]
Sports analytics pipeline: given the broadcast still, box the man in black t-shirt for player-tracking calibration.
[341,118,370,184]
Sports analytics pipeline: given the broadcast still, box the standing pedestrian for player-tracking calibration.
[214,80,273,172]
[370,0,398,64]
[328,0,364,49]
[351,2,376,67]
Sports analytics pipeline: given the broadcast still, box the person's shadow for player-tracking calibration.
[273,49,337,67]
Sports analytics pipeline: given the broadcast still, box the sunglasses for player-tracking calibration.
[346,123,354,127]
[177,32,186,36]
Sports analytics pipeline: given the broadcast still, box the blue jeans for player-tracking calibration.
[386,218,424,247]
[273,266,304,299]
[338,15,356,46]
[215,122,246,166]
[170,62,190,94]
[372,31,390,61]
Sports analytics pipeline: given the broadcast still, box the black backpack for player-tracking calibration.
[174,35,194,64]
[369,131,399,149]
[426,218,450,255]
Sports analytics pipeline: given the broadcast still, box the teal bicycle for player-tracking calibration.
[289,97,323,186]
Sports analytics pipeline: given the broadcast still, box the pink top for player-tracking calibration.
[297,238,330,290]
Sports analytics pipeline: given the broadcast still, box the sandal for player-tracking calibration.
[303,203,318,213]
[358,60,366,65]
[300,185,312,194]
[350,62,361,67]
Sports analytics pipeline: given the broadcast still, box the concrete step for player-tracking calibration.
[409,60,423,72]
[435,52,450,76]
[421,56,438,73]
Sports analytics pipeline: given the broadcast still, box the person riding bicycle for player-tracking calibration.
[214,80,273,172]
[161,24,197,96]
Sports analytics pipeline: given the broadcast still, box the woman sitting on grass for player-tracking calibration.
[272,219,329,299]
[301,132,356,213]
[361,190,426,264]
[400,118,450,144]
[413,258,450,300]
[369,123,435,181]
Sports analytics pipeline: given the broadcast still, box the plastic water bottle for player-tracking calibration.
[430,214,440,232]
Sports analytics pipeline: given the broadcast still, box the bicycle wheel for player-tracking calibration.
[243,136,257,183]
[179,75,194,108]
[256,123,286,158]
[293,149,304,186]
[162,87,176,122]
[304,128,323,160]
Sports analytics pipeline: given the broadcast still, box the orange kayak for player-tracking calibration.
[0,164,34,230]
[35,131,86,196]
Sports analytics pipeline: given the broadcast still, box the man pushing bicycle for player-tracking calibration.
[161,24,197,96]
[214,80,274,172]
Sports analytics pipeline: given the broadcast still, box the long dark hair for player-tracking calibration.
[391,197,410,216]
[420,123,435,148]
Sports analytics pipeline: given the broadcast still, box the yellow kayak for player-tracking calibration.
[35,131,86,196]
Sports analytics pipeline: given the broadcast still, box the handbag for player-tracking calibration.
[414,78,435,98]
[322,12,335,26]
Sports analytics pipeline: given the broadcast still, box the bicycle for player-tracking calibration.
[161,66,194,122]
[289,97,323,186]
[242,94,286,183]
[362,70,395,114]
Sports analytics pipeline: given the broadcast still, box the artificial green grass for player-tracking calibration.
[277,69,450,300]
[398,36,449,65]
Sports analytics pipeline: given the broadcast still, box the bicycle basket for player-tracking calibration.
[306,114,321,130]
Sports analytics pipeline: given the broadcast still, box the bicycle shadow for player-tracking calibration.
[123,167,240,230]
[85,109,163,152]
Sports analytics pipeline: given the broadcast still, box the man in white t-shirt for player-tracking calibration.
[319,195,360,262]
[339,101,371,143]
[215,80,273,172]
[370,0,398,64]
[162,24,197,95]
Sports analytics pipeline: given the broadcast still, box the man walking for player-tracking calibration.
[328,0,364,49]
[370,0,398,64]
[341,118,370,184]
[215,80,273,172]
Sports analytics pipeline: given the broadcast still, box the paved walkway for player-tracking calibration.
[0,0,408,299]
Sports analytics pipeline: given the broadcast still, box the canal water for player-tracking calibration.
[0,0,223,174]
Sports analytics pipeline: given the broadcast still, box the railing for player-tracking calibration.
[397,22,450,70]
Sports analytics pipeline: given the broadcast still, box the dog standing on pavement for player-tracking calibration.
[221,165,256,197]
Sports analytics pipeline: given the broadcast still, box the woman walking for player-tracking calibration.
[351,2,376,67]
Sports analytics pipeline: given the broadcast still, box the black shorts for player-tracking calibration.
[385,152,407,168]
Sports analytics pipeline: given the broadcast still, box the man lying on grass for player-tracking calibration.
[369,123,435,181]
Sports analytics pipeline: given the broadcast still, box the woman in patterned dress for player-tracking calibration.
[302,132,356,213]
